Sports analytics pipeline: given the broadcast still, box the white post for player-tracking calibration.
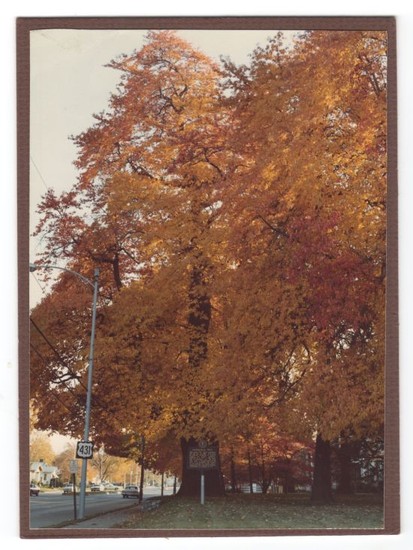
[200,472,205,505]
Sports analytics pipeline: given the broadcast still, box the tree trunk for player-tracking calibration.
[176,257,224,497]
[336,441,355,494]
[188,261,211,370]
[230,447,237,493]
[177,437,225,497]
[311,433,334,503]
[247,448,254,493]
[259,441,271,494]
[281,460,295,494]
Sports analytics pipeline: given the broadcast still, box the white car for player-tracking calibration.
[103,483,119,492]
[90,483,104,492]
[121,485,140,498]
[63,483,74,494]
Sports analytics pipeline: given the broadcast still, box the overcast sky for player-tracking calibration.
[30,29,292,223]
[29,29,298,306]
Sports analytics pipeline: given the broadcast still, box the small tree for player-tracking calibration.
[30,431,56,466]
[54,443,77,483]
[91,447,118,483]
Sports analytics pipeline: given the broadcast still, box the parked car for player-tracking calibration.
[30,483,40,496]
[102,483,119,493]
[63,483,74,494]
[90,483,104,492]
[121,485,140,499]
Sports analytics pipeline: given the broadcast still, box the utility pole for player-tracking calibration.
[29,263,99,520]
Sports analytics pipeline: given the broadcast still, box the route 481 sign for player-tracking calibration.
[76,441,94,459]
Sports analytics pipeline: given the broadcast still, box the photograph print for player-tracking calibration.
[19,17,398,537]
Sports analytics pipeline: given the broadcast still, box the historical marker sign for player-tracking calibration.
[188,441,218,470]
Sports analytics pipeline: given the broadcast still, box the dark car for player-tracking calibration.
[30,483,40,496]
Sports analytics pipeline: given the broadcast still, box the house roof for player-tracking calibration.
[30,461,60,475]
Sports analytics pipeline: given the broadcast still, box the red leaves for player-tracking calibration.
[282,211,378,335]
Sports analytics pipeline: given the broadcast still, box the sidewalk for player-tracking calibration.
[63,503,138,529]
[63,498,161,529]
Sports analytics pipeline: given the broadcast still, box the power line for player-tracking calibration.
[30,317,106,409]
[30,333,109,414]
[29,347,76,416]
[30,342,83,412]
[30,342,79,385]
[30,317,87,392]
[30,155,50,192]
[30,271,47,295]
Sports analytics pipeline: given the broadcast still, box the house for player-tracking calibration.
[30,460,60,486]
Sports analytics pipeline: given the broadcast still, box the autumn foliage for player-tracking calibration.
[30,30,387,498]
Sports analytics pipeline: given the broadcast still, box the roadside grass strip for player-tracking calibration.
[114,493,384,530]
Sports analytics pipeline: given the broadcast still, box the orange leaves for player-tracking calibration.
[31,30,387,470]
[218,30,386,443]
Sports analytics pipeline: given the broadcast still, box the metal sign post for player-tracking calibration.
[187,440,218,505]
[139,435,145,503]
[76,439,94,518]
[69,459,78,520]
[72,473,77,520]
[200,470,205,505]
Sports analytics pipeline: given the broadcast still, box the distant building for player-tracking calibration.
[30,460,60,486]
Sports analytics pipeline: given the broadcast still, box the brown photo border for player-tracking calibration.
[17,15,399,539]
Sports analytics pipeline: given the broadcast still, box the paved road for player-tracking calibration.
[30,486,173,528]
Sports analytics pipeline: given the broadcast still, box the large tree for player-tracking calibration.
[219,30,386,501]
[31,30,387,502]
[32,30,233,496]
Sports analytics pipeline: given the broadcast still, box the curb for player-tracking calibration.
[62,497,162,529]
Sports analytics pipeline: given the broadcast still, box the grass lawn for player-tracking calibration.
[114,493,383,531]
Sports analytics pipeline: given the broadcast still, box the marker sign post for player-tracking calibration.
[75,441,93,519]
[69,459,78,520]
[187,440,218,505]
